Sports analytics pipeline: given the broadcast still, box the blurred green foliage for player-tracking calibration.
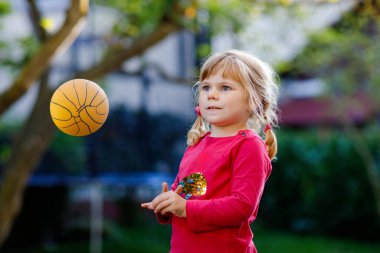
[271,4,380,239]
[280,6,380,99]
[94,0,261,36]
[261,126,380,241]
[95,0,169,38]
[254,225,380,253]
[0,122,21,168]
[0,0,10,16]
[0,0,10,61]
[0,36,39,68]
[91,0,271,60]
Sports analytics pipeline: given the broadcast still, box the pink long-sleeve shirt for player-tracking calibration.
[158,129,272,253]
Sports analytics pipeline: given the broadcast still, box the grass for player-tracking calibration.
[254,227,380,253]
[2,223,380,253]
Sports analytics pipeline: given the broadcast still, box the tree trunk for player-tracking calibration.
[0,0,89,246]
[0,74,56,245]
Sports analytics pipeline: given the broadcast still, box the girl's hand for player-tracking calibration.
[151,185,187,218]
[141,182,169,210]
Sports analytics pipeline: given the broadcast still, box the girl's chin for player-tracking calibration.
[204,118,224,125]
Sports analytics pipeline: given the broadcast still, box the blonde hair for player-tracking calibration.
[187,49,279,160]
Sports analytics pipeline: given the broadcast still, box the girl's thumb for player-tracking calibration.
[175,185,183,194]
[162,182,168,192]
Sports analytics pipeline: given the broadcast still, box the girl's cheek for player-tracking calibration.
[198,94,206,103]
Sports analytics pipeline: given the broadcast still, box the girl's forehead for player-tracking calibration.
[202,70,241,86]
[202,75,239,85]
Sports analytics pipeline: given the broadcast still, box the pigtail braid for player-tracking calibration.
[264,127,277,160]
[187,115,208,146]
[262,98,278,160]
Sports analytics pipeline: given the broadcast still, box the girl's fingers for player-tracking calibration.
[175,184,183,194]
[154,199,172,214]
[160,205,173,216]
[162,182,168,192]
[142,182,169,211]
[158,194,185,217]
[141,182,179,212]
[141,202,153,210]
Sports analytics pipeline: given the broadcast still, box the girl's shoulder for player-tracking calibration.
[235,129,266,149]
[226,130,270,164]
[205,129,266,150]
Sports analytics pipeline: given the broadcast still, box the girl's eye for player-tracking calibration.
[221,86,231,91]
[201,85,210,91]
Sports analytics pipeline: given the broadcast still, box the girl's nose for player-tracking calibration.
[207,88,219,100]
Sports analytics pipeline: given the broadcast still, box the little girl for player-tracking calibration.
[141,49,279,253]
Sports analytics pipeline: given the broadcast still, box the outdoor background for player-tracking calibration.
[0,0,380,252]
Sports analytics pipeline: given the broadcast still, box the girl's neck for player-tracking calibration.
[210,124,249,137]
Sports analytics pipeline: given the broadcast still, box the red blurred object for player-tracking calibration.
[279,93,376,127]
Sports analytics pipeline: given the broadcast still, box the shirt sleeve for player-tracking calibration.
[156,213,173,224]
[186,137,271,233]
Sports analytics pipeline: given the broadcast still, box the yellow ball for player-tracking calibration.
[50,79,109,136]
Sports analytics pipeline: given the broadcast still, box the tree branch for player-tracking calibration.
[27,0,48,41]
[116,61,196,84]
[0,0,89,115]
[76,22,180,80]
